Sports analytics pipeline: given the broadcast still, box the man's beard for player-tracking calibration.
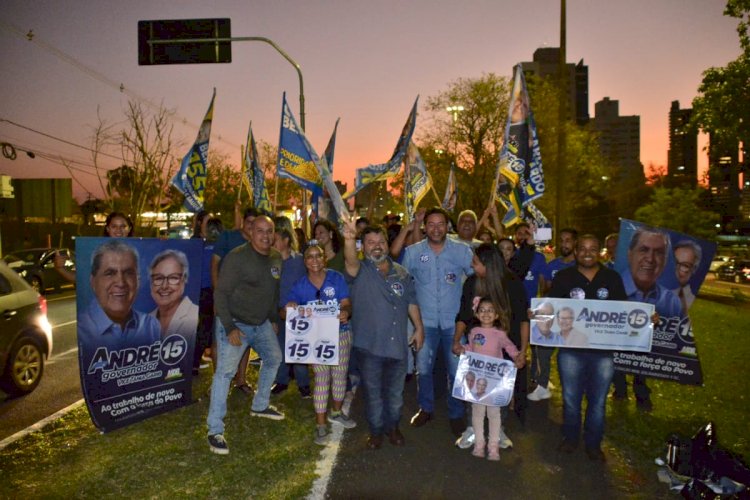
[367,252,387,264]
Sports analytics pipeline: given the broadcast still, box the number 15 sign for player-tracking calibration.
[285,304,340,365]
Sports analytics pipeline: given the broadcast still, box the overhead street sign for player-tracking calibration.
[138,18,231,65]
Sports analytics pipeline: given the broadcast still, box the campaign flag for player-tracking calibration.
[405,141,432,213]
[313,118,340,222]
[611,219,717,385]
[245,122,272,213]
[76,237,202,432]
[277,93,349,219]
[277,93,323,195]
[495,64,545,225]
[343,97,419,199]
[171,88,216,212]
[442,162,458,212]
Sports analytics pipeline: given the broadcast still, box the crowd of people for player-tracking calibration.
[61,205,676,464]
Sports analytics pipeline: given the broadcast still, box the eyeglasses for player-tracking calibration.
[150,273,184,287]
[676,261,695,272]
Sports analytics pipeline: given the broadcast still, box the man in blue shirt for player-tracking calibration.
[613,226,682,411]
[78,240,161,366]
[402,207,473,436]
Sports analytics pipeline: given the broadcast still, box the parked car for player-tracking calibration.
[0,260,53,396]
[709,255,731,273]
[716,259,750,284]
[2,247,76,294]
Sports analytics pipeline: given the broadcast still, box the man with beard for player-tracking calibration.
[548,234,626,462]
[342,219,424,449]
[529,228,577,401]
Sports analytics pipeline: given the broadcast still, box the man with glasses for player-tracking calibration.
[672,240,702,315]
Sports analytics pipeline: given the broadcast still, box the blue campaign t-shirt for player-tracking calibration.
[522,251,548,302]
[543,257,575,283]
[285,269,350,309]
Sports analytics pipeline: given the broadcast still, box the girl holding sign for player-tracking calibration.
[462,297,524,461]
[284,243,354,446]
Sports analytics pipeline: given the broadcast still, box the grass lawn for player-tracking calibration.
[0,297,747,497]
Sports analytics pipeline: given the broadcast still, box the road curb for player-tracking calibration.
[0,398,85,451]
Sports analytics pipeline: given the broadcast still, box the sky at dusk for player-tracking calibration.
[0,0,742,203]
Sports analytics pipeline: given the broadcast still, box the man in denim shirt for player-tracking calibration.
[402,207,473,436]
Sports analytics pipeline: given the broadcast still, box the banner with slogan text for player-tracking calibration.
[452,352,517,407]
[405,140,432,219]
[276,93,349,220]
[612,219,716,385]
[284,304,341,365]
[495,64,545,226]
[529,297,654,351]
[442,162,457,212]
[76,237,202,432]
[343,97,419,200]
[171,88,215,212]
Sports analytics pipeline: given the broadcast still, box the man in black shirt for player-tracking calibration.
[548,234,626,462]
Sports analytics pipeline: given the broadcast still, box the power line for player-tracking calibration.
[0,20,242,152]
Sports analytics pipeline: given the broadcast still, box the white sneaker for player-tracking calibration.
[527,385,551,401]
[498,428,513,449]
[456,426,475,449]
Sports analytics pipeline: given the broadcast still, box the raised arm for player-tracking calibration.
[342,215,361,277]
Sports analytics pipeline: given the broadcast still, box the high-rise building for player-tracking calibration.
[708,137,742,229]
[590,97,643,184]
[667,100,698,186]
[520,47,589,125]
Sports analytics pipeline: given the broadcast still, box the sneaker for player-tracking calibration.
[251,406,285,420]
[498,428,513,449]
[456,426,475,449]
[299,386,312,399]
[208,434,229,455]
[328,412,356,429]
[487,444,500,461]
[314,425,330,446]
[527,385,551,401]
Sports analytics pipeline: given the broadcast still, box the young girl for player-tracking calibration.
[284,243,355,445]
[464,296,523,461]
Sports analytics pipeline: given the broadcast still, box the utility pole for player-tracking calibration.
[555,0,567,236]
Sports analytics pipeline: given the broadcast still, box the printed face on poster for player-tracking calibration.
[285,304,341,365]
[75,237,202,432]
[452,352,517,407]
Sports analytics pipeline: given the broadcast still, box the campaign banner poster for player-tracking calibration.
[529,298,654,352]
[285,304,340,365]
[612,219,715,385]
[76,237,202,432]
[452,352,517,407]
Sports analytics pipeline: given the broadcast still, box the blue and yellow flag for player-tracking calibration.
[171,88,216,212]
[495,64,545,225]
[245,122,272,214]
[343,97,419,199]
[277,93,322,195]
[405,141,432,218]
[276,93,349,219]
[442,162,457,212]
[313,118,340,222]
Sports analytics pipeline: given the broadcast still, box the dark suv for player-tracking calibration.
[3,247,75,294]
[0,260,53,396]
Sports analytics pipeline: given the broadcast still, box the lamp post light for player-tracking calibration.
[446,105,464,124]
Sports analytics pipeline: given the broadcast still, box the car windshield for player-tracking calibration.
[3,250,46,265]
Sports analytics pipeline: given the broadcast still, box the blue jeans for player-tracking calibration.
[356,348,408,436]
[274,322,311,388]
[557,349,614,449]
[415,326,464,419]
[207,319,282,436]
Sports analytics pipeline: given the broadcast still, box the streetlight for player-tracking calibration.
[446,105,464,124]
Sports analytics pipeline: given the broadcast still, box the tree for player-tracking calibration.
[86,101,180,231]
[691,1,749,166]
[420,73,511,212]
[634,187,719,239]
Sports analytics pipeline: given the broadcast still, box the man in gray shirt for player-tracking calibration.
[206,215,284,455]
[343,218,424,449]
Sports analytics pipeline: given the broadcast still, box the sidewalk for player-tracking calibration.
[324,377,667,499]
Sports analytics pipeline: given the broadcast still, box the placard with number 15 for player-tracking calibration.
[285,304,340,365]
